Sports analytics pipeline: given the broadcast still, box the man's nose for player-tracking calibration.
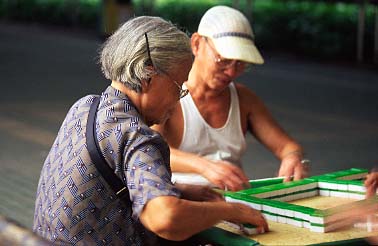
[223,62,242,78]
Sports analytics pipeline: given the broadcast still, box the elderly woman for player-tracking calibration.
[33,16,268,245]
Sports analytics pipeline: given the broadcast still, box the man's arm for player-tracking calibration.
[139,196,268,241]
[152,106,249,191]
[236,83,308,181]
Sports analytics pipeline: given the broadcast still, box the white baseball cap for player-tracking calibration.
[198,5,264,64]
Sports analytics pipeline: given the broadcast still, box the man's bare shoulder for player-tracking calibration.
[234,82,268,119]
[151,103,183,147]
[234,82,259,103]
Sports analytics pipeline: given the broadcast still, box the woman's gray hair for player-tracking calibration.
[100,16,192,92]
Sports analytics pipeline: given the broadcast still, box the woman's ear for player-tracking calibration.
[145,65,155,75]
[191,33,202,56]
[141,65,156,91]
[141,77,152,93]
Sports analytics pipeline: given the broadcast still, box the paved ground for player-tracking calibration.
[0,21,377,229]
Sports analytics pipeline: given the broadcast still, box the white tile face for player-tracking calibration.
[348,184,366,193]
[276,208,286,216]
[264,214,278,222]
[318,182,328,189]
[225,197,238,203]
[330,190,349,198]
[287,218,303,227]
[319,190,330,196]
[303,221,311,229]
[327,183,339,190]
[310,226,326,233]
[243,227,258,235]
[262,205,274,213]
[310,216,325,224]
[277,216,287,224]
[250,203,262,210]
[337,184,348,191]
[285,209,295,218]
[294,211,305,220]
[348,193,365,200]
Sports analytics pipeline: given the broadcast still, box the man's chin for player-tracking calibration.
[213,78,231,88]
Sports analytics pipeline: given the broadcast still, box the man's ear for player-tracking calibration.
[191,32,202,56]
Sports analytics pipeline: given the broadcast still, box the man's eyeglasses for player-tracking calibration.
[144,32,189,99]
[203,37,249,71]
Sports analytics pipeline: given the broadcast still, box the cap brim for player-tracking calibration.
[211,37,264,64]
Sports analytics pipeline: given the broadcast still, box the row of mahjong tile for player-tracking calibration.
[309,168,368,181]
[222,169,372,233]
[226,195,319,223]
[240,181,368,199]
[225,195,333,232]
[261,210,338,233]
[240,168,371,196]
[246,169,368,188]
[254,186,367,201]
[243,168,369,197]
[225,193,378,232]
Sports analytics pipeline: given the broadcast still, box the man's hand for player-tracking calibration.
[175,183,224,202]
[365,171,378,198]
[278,153,309,182]
[202,160,250,191]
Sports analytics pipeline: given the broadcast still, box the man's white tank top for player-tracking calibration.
[172,82,247,185]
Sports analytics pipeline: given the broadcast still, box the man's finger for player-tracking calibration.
[283,174,293,182]
[293,167,303,181]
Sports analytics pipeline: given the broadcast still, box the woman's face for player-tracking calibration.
[141,57,193,125]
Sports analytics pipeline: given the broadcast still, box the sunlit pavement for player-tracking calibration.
[1,21,377,228]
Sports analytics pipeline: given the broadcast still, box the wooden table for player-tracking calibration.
[195,195,377,245]
[194,222,376,246]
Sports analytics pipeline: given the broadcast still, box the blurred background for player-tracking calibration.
[0,0,377,232]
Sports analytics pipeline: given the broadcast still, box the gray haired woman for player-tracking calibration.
[33,16,268,246]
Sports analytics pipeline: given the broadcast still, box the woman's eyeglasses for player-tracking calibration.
[144,33,189,99]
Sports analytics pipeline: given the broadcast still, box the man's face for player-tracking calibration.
[194,36,248,89]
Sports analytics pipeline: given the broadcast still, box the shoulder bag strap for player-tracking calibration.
[86,96,131,208]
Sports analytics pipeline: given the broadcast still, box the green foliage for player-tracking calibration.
[132,0,376,60]
[154,0,230,33]
[251,0,366,59]
[0,0,100,28]
[0,0,376,61]
[132,0,228,33]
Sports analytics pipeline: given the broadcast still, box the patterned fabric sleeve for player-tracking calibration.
[125,142,181,219]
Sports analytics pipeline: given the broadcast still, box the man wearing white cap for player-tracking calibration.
[153,5,308,191]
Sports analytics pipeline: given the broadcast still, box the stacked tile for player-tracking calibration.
[224,168,376,233]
